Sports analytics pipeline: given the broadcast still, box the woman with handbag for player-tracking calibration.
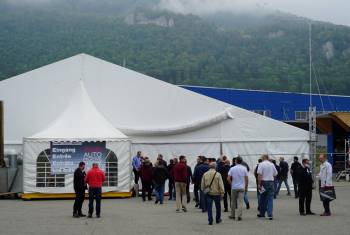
[319,154,335,216]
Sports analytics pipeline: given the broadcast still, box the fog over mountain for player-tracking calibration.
[3,0,349,26]
[1,0,350,95]
[157,0,350,26]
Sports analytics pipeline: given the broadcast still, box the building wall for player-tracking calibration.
[182,86,350,121]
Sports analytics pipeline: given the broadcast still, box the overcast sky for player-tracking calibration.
[159,0,350,26]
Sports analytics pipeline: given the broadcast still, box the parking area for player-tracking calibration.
[0,184,349,235]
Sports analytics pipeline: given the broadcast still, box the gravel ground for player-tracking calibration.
[0,184,349,235]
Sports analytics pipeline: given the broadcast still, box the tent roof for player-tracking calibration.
[26,81,128,141]
[0,53,308,144]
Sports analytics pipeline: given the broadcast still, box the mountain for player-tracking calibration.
[1,1,350,95]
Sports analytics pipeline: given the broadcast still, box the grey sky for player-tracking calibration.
[158,0,350,26]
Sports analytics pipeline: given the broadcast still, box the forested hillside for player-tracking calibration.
[1,0,350,94]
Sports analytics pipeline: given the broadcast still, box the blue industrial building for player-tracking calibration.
[182,85,350,171]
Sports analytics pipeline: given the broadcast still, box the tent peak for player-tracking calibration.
[28,79,128,140]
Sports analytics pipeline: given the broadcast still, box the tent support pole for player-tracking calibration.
[0,101,5,168]
[220,142,223,155]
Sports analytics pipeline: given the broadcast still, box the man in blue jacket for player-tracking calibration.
[193,157,209,212]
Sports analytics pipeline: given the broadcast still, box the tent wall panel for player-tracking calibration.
[222,141,309,188]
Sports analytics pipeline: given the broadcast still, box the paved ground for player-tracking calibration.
[1,184,350,235]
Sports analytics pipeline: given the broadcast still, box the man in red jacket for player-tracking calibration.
[173,155,188,212]
[85,163,106,218]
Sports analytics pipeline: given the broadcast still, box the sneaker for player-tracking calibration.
[78,214,86,217]
[300,213,306,216]
[320,213,331,216]
[306,212,315,215]
[176,209,180,213]
[246,203,250,210]
[155,200,159,204]
[216,219,222,224]
[208,222,213,225]
[88,214,92,218]
[228,215,235,220]
[268,217,273,220]
[257,214,265,218]
[182,207,187,212]
[96,215,100,218]
[73,213,79,218]
[195,203,199,208]
[224,208,228,212]
[237,217,242,221]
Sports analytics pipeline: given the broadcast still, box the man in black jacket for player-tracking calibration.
[73,162,86,218]
[153,160,169,204]
[185,160,193,203]
[167,159,176,200]
[297,159,315,216]
[290,156,302,198]
[218,159,231,212]
[276,157,291,196]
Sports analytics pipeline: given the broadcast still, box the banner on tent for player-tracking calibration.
[50,141,107,174]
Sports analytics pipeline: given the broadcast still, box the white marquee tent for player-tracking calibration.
[23,81,131,194]
[0,54,309,188]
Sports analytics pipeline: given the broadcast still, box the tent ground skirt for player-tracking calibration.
[21,191,132,200]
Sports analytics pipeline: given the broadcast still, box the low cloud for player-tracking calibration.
[157,0,350,26]
[157,0,270,15]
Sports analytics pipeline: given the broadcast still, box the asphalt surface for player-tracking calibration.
[0,184,350,235]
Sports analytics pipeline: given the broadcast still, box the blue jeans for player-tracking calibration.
[206,195,221,223]
[276,178,291,195]
[88,187,102,216]
[244,193,249,205]
[154,183,165,203]
[200,190,207,211]
[259,181,274,218]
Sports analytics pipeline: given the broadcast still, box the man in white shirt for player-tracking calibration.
[257,155,278,220]
[319,154,333,216]
[227,156,248,221]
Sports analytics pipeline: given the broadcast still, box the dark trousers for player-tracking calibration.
[299,188,312,214]
[88,187,102,216]
[323,200,331,214]
[168,180,175,199]
[200,190,207,211]
[142,181,153,201]
[133,169,140,184]
[292,176,299,197]
[223,186,231,210]
[186,183,191,203]
[73,190,85,215]
[206,195,221,224]
[194,183,200,203]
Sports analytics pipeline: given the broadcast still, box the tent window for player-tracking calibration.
[36,149,65,187]
[103,150,118,187]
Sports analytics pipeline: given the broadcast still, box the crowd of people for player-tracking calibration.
[130,152,335,224]
[71,152,335,224]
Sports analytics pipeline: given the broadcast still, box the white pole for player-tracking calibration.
[308,21,314,173]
